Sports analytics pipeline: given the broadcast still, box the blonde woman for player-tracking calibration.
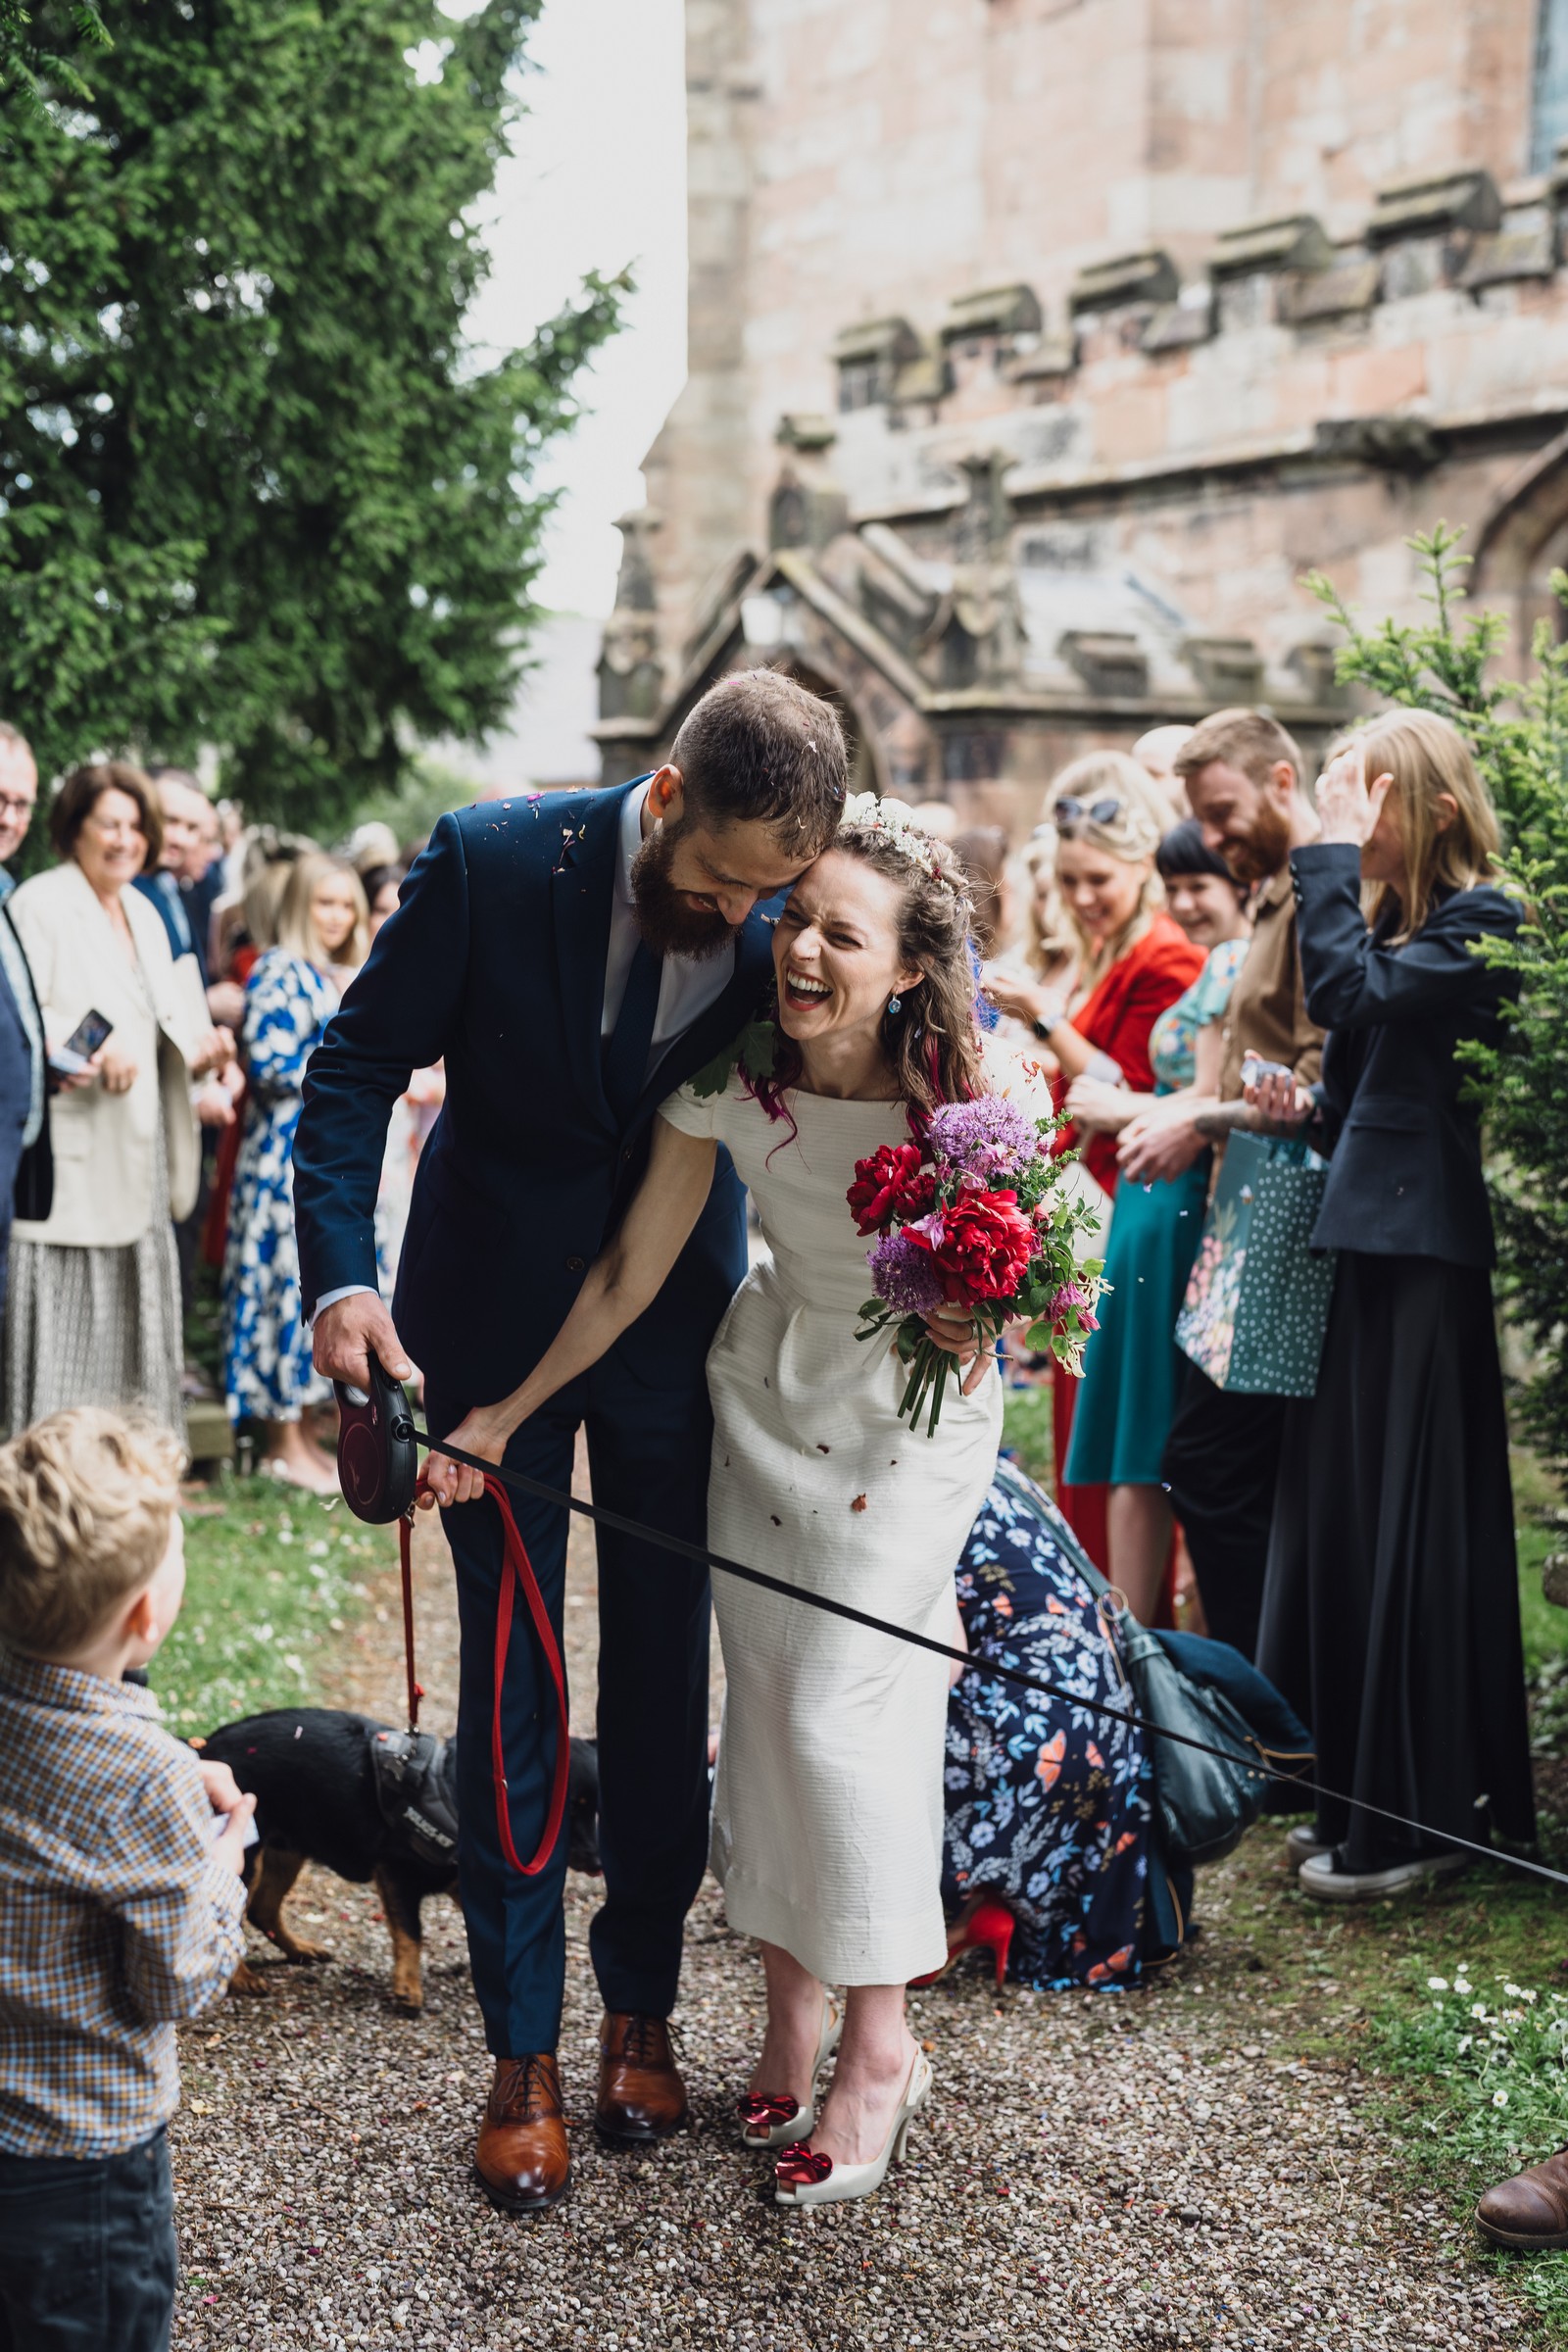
[985,753,1202,1570]
[1252,710,1535,1901]
[221,854,369,1488]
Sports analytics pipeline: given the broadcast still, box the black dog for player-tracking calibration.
[198,1708,600,2011]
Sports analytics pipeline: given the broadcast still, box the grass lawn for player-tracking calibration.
[151,1473,400,1740]
[1001,1385,1568,2336]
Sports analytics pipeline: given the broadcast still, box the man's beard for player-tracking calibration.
[1220,793,1293,885]
[629,825,734,961]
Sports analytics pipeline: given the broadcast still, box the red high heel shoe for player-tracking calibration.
[909,1898,1015,1990]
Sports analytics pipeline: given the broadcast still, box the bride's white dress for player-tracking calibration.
[660,1071,1002,1984]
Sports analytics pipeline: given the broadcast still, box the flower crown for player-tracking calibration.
[836,791,962,893]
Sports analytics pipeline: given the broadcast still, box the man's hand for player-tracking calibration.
[189,1024,235,1080]
[1243,1067,1314,1128]
[312,1291,414,1390]
[1118,1107,1206,1185]
[207,979,245,1030]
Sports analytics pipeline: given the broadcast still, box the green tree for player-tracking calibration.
[0,0,110,112]
[1310,526,1568,1468]
[1,0,621,828]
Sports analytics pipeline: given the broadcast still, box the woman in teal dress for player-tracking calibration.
[1061,825,1250,1619]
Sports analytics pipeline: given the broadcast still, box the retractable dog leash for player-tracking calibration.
[337,1356,1568,1894]
[335,1360,568,1877]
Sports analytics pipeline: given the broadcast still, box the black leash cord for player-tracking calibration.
[411,1424,1568,1894]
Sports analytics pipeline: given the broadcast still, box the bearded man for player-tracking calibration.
[1116,707,1324,1663]
[293,669,846,2211]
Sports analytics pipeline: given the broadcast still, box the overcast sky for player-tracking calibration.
[461,0,689,619]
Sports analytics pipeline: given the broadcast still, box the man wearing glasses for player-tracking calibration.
[0,725,51,1319]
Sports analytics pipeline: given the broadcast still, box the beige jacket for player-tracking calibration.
[10,861,204,1249]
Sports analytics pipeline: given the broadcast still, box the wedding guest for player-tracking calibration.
[364,863,445,1291]
[950,826,1015,959]
[937,1458,1314,1984]
[222,855,368,1490]
[986,756,1203,1570]
[5,766,224,1439]
[0,725,51,1323]
[937,1460,1149,1988]
[1119,710,1324,1657]
[981,826,1076,1061]
[1058,823,1250,1619]
[1133,723,1194,822]
[1252,712,1535,1899]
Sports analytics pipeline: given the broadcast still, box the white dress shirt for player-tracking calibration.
[601,779,736,1045]
[315,781,737,1320]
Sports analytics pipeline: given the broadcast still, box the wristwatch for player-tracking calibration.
[1032,1009,1062,1043]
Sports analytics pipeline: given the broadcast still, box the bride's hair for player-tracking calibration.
[748,813,986,1121]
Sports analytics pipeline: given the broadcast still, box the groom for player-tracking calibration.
[295,669,847,2211]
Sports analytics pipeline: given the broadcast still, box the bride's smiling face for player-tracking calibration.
[772,850,921,1047]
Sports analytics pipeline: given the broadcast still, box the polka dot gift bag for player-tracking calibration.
[1173,1133,1336,1396]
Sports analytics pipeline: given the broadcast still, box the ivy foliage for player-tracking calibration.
[1,0,623,829]
[1308,526,1568,1466]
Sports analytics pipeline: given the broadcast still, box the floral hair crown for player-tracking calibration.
[836,791,963,894]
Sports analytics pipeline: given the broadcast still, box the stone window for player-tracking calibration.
[1532,0,1568,170]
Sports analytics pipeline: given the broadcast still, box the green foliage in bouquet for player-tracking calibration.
[1,0,622,829]
[1307,525,1568,1467]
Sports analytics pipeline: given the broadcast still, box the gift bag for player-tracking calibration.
[1174,1133,1335,1396]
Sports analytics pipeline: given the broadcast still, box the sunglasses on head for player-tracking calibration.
[1053,795,1124,827]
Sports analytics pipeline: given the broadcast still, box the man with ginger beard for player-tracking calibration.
[1116,708,1324,1661]
[293,669,847,2211]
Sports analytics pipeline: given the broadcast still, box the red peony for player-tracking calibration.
[910,1187,1035,1304]
[847,1142,934,1236]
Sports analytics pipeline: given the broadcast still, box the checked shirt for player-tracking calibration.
[0,1642,247,2158]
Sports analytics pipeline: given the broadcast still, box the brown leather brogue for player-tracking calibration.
[473,2053,569,2213]
[595,2011,688,2144]
[1476,2146,1568,2250]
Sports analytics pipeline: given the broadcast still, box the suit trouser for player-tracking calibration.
[1160,1360,1288,1663]
[426,1354,713,2058]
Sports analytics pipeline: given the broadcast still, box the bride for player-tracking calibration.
[435,797,1003,2205]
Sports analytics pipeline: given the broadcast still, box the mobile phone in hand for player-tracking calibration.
[49,1007,113,1078]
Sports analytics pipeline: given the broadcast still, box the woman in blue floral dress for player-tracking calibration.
[222,854,368,1489]
[940,1460,1152,1990]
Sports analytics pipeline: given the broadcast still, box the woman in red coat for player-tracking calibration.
[988,754,1203,1572]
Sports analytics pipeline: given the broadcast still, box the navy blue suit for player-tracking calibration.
[293,783,774,2053]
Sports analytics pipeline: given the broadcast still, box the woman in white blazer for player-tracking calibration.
[4,763,225,1438]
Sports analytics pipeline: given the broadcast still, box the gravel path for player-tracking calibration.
[171,1476,1537,2351]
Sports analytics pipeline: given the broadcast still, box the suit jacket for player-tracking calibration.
[0,903,51,1225]
[9,862,204,1248]
[293,783,779,1412]
[1292,842,1518,1269]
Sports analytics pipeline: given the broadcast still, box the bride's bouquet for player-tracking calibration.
[849,1094,1103,1437]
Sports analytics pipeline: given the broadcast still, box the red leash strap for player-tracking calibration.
[398,1475,570,1878]
[397,1510,425,1733]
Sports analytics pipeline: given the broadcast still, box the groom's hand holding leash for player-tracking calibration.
[315,1291,415,1394]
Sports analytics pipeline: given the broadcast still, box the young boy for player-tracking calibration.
[0,1408,255,2352]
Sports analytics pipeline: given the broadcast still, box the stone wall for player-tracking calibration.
[600,0,1568,825]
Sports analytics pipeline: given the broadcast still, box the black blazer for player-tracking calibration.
[1291,842,1517,1269]
[293,781,779,1415]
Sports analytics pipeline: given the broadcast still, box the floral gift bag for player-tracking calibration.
[1174,1134,1336,1396]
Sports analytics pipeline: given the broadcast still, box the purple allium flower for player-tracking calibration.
[866,1230,946,1316]
[926,1095,1037,1179]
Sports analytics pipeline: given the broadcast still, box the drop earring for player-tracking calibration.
[888,995,902,1016]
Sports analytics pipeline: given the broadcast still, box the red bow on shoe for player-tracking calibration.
[737,2092,800,2131]
[775,2142,833,2187]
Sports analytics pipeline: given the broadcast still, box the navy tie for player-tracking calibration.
[601,937,662,1124]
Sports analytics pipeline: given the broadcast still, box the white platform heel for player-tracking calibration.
[737,1995,844,2150]
[773,2047,932,2207]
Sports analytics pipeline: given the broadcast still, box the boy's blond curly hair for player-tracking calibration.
[0,1408,184,1658]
